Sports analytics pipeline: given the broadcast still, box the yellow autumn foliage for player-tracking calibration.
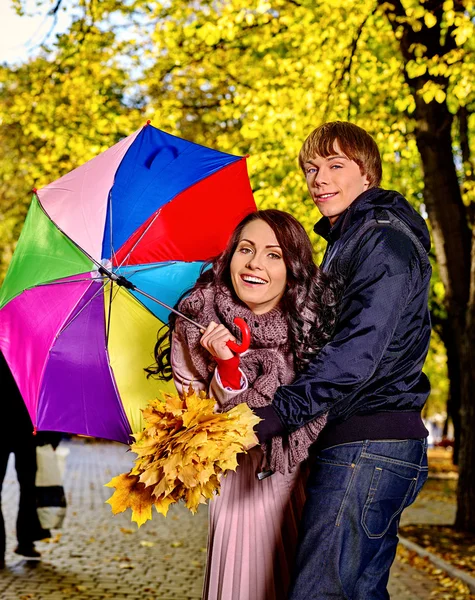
[105,386,260,526]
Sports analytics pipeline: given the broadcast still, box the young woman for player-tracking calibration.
[149,210,339,600]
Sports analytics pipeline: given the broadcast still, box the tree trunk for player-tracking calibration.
[412,100,471,311]
[455,233,475,531]
[439,319,461,464]
[412,99,475,530]
[380,0,475,529]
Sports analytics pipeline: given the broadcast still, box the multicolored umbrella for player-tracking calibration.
[0,123,256,443]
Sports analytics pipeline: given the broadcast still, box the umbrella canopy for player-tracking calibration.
[0,124,256,443]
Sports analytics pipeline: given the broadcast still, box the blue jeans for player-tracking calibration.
[289,439,428,600]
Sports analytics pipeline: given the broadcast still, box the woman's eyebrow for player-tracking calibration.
[238,239,281,249]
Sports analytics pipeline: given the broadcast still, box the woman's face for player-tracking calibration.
[230,219,287,315]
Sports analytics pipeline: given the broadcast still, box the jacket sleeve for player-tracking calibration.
[269,227,420,433]
[171,329,248,405]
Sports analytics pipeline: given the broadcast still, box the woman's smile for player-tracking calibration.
[240,273,269,286]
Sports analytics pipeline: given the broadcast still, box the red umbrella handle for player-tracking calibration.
[226,317,251,354]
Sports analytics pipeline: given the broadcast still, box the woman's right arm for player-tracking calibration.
[171,328,248,408]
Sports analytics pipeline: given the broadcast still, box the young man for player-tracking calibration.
[256,121,431,599]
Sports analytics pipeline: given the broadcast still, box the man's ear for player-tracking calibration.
[363,174,371,190]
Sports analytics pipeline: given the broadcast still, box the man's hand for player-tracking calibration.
[253,405,287,443]
[200,321,236,360]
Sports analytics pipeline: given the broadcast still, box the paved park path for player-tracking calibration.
[1,439,443,599]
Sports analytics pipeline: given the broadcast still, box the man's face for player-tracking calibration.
[303,141,370,225]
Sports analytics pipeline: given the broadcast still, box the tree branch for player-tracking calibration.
[442,0,468,53]
[324,2,379,118]
[459,106,473,172]
[154,18,289,90]
[458,105,475,225]
[332,2,379,92]
[48,0,63,16]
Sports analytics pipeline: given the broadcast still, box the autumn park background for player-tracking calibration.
[1,0,475,575]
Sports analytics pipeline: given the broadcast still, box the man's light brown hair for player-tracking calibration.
[299,121,382,188]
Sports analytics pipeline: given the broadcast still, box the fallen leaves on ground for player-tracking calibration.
[417,478,458,505]
[42,533,62,544]
[396,544,475,599]
[397,459,475,598]
[120,527,134,535]
[105,386,260,525]
[400,524,475,578]
[428,448,459,475]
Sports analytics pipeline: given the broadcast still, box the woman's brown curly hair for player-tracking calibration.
[146,209,340,380]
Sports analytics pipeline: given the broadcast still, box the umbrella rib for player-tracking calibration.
[108,188,120,275]
[105,191,124,338]
[132,285,205,331]
[117,208,163,270]
[98,263,205,331]
[115,262,178,279]
[105,279,115,345]
[34,276,105,287]
[57,279,109,337]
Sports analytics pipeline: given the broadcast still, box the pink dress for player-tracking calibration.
[172,332,307,600]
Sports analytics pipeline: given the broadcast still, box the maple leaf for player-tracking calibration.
[154,494,176,517]
[184,485,205,513]
[218,454,240,472]
[138,465,162,488]
[105,387,260,525]
[178,463,200,488]
[129,493,154,527]
[105,473,155,526]
[195,463,216,485]
[200,475,220,499]
[105,474,140,514]
[188,429,209,448]
[152,474,174,498]
[161,451,183,476]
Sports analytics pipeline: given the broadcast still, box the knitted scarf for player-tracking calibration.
[177,285,327,473]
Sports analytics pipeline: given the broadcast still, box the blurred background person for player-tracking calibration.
[0,352,49,566]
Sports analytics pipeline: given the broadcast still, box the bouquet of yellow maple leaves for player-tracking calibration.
[105,386,260,526]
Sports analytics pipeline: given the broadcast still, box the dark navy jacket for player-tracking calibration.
[257,188,431,445]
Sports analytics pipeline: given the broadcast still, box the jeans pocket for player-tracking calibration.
[361,466,417,539]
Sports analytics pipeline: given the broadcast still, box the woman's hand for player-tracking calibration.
[200,321,236,360]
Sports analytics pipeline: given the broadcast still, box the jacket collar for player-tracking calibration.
[313,189,378,242]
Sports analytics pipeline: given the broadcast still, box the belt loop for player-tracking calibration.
[359,440,369,460]
[419,438,428,466]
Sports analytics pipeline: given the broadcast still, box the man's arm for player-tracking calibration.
[256,227,419,441]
